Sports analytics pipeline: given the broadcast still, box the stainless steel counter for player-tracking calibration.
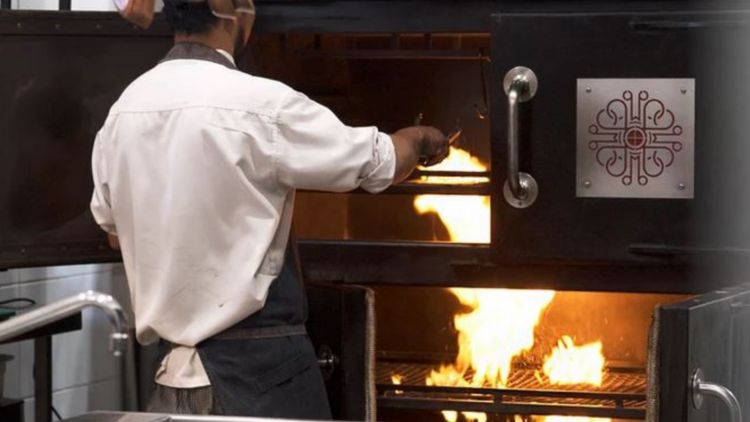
[62,412,331,422]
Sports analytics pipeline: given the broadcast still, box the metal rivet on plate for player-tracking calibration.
[583,181,592,188]
[681,88,687,94]
[678,183,686,190]
[585,87,592,94]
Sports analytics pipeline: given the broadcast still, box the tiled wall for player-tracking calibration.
[0,264,133,421]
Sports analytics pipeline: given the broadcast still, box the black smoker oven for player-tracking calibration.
[1,1,750,422]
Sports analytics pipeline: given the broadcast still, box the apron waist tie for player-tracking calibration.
[211,324,307,341]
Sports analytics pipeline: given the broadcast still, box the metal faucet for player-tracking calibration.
[0,290,129,356]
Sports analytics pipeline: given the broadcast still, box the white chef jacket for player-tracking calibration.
[90,50,396,387]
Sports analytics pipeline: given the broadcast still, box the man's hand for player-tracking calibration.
[107,234,121,251]
[390,126,449,183]
[417,126,450,167]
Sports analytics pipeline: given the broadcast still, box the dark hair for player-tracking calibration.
[162,0,219,35]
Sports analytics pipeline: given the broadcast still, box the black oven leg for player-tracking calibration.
[34,336,53,422]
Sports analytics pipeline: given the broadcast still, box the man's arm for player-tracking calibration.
[275,91,449,193]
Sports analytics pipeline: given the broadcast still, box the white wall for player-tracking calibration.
[0,264,132,421]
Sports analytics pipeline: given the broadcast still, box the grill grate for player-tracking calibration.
[377,361,648,419]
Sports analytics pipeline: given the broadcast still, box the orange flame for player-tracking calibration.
[514,417,612,422]
[391,373,405,395]
[413,147,608,422]
[414,147,490,244]
[543,336,605,386]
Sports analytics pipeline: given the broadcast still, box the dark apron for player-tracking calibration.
[157,43,332,420]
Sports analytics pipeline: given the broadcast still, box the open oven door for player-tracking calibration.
[488,10,750,292]
[654,283,750,422]
[306,283,376,422]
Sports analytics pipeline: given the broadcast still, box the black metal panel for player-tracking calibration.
[658,284,750,422]
[252,0,737,34]
[0,14,171,269]
[298,240,749,293]
[0,11,172,36]
[490,11,750,279]
[306,283,372,421]
[298,241,491,287]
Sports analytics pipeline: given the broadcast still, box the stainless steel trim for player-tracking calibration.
[503,66,538,208]
[502,172,538,209]
[0,290,129,357]
[691,368,743,422]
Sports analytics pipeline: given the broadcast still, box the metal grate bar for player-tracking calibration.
[379,362,647,393]
[377,361,647,419]
[378,397,646,420]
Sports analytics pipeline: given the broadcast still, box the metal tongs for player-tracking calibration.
[414,113,463,166]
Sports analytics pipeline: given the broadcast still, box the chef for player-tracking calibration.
[91,0,450,419]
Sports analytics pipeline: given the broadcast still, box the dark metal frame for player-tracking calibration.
[296,240,723,293]
[0,4,744,296]
[378,388,645,420]
[0,314,82,422]
[0,0,734,35]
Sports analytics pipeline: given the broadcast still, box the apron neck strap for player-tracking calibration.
[160,43,237,70]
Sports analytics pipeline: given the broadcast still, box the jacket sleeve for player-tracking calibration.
[274,91,396,193]
[90,134,117,235]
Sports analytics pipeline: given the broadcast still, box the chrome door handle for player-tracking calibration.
[503,66,539,209]
[692,368,743,422]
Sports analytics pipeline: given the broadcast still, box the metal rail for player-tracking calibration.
[376,362,647,419]
[0,291,128,356]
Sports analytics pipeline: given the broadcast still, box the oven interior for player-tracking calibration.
[371,287,689,422]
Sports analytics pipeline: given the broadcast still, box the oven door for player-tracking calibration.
[306,283,375,422]
[489,11,750,291]
[657,283,750,422]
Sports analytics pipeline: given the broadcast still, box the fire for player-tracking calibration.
[433,288,556,387]
[391,373,404,395]
[414,147,490,244]
[539,418,611,422]
[542,336,605,386]
[441,411,489,422]
[413,146,608,422]
[514,417,611,422]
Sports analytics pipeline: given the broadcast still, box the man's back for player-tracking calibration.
[91,57,395,347]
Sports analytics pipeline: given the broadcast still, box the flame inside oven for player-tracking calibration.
[414,146,490,244]
[411,147,611,422]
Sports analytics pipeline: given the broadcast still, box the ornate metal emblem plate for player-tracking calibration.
[577,79,695,199]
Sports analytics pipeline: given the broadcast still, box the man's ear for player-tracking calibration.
[208,0,238,19]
